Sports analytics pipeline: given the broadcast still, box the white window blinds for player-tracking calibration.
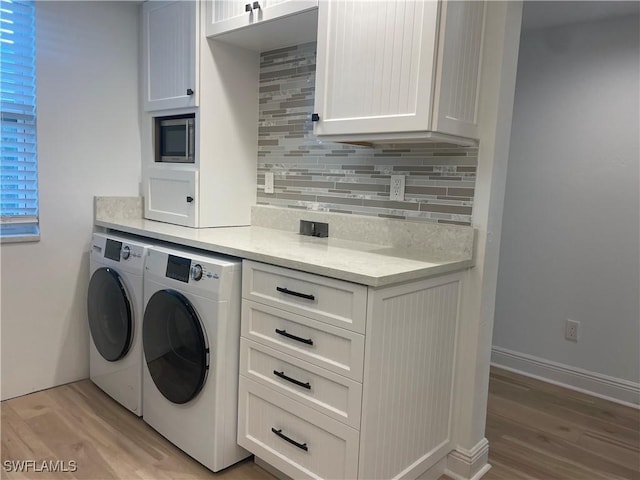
[0,0,38,240]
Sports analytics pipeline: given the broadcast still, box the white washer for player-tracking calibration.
[142,245,249,472]
[88,232,153,416]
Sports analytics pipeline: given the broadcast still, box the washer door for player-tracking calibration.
[143,289,209,404]
[87,267,133,362]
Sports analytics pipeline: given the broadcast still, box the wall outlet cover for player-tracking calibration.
[565,319,579,342]
[264,172,274,194]
[390,174,405,201]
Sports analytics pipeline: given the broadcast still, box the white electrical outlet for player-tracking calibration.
[390,175,405,201]
[264,172,274,194]
[565,319,579,342]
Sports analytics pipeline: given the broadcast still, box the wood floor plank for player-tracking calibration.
[485,367,640,480]
[489,374,640,448]
[491,369,640,427]
[487,419,637,478]
[1,402,56,462]
[487,393,585,443]
[485,415,639,480]
[578,430,640,473]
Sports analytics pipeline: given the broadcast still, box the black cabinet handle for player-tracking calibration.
[245,3,252,11]
[311,113,320,122]
[273,370,311,390]
[186,196,194,203]
[271,428,308,451]
[186,88,194,96]
[252,1,260,9]
[276,286,315,301]
[275,328,313,346]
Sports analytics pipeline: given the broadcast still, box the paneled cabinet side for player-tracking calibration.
[359,272,463,479]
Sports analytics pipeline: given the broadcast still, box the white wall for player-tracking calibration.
[0,2,141,400]
[493,13,640,398]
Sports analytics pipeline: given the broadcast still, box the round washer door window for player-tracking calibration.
[143,289,209,404]
[87,267,133,362]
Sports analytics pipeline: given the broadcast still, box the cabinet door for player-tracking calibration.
[205,0,254,37]
[205,0,318,50]
[431,0,485,139]
[144,167,198,227]
[257,0,318,22]
[142,1,198,111]
[313,0,440,136]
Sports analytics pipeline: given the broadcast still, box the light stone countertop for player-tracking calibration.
[95,216,474,287]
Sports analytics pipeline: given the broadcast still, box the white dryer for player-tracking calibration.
[142,245,249,472]
[88,232,153,416]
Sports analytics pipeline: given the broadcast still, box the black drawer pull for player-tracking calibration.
[271,428,308,451]
[275,328,313,346]
[276,286,315,301]
[273,370,311,390]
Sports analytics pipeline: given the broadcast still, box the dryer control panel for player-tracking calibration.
[166,255,191,283]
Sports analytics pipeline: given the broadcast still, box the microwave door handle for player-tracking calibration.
[188,120,195,161]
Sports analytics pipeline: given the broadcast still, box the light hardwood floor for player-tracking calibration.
[482,368,639,480]
[1,367,638,479]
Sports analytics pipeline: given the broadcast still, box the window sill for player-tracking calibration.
[0,224,40,244]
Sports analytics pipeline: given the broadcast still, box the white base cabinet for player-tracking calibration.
[238,260,464,479]
[313,0,486,144]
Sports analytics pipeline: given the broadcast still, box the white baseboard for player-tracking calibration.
[445,438,491,480]
[491,346,640,408]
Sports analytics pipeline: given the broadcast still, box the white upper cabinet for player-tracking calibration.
[142,1,198,111]
[140,2,259,228]
[313,0,486,144]
[205,0,318,51]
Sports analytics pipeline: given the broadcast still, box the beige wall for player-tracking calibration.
[1,1,141,400]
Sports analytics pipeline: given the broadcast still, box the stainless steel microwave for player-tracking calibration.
[155,115,195,163]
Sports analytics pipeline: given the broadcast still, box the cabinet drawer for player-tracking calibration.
[238,377,359,480]
[240,338,362,429]
[242,260,367,333]
[242,300,364,381]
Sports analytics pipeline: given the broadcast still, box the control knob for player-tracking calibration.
[121,246,131,260]
[191,264,203,281]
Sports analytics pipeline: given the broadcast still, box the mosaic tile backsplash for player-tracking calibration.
[257,42,477,226]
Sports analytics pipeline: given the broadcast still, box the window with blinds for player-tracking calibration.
[0,0,38,242]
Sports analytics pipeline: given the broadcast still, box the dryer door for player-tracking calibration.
[87,267,133,362]
[143,289,209,404]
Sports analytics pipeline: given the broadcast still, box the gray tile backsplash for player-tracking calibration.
[257,43,477,226]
